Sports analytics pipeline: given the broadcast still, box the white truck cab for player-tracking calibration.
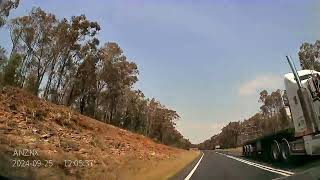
[284,69,320,156]
[284,70,320,135]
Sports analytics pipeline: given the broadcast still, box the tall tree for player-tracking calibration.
[98,42,138,124]
[70,40,99,117]
[9,8,58,94]
[53,15,100,104]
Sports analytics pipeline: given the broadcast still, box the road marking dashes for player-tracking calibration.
[184,152,204,180]
[215,152,294,177]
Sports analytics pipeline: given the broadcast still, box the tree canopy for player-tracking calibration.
[0,6,190,149]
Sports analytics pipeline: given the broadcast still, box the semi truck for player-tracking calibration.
[242,56,320,162]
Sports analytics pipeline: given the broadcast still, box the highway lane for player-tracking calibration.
[172,150,287,180]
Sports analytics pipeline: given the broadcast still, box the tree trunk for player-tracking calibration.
[43,61,57,99]
[55,59,67,98]
[80,95,86,114]
[66,84,75,106]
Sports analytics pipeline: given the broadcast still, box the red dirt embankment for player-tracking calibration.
[0,87,198,180]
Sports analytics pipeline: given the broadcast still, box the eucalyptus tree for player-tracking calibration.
[299,40,320,71]
[0,0,19,27]
[97,42,138,124]
[9,8,58,94]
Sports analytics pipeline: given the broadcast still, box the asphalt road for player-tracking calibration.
[192,151,281,180]
[172,150,294,180]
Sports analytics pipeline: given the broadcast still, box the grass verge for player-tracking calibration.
[217,147,242,156]
[120,150,200,180]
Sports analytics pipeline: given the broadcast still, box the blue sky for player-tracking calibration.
[1,0,319,143]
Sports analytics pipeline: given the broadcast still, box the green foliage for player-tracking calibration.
[2,53,21,86]
[299,40,320,71]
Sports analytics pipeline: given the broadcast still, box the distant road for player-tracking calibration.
[172,150,293,180]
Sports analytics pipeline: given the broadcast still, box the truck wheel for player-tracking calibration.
[280,139,291,162]
[248,144,253,157]
[245,145,249,157]
[271,140,281,161]
[244,145,247,156]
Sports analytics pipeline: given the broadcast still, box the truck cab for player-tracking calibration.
[284,70,320,135]
[284,69,320,156]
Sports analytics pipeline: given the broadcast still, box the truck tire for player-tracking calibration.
[248,144,253,157]
[271,140,281,161]
[245,145,249,157]
[280,139,291,163]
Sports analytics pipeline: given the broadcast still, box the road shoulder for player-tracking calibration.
[121,150,200,180]
[169,151,202,180]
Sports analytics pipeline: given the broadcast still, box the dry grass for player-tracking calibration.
[120,150,200,180]
[218,147,242,156]
[0,87,192,180]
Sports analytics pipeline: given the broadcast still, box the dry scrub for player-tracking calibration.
[0,87,196,179]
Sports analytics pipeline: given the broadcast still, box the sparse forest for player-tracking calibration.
[0,1,191,149]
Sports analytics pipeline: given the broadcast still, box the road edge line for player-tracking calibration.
[215,152,294,177]
[184,152,204,180]
[226,155,295,175]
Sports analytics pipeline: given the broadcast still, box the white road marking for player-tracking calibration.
[216,152,294,177]
[184,152,204,180]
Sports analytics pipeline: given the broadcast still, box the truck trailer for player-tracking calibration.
[242,56,320,162]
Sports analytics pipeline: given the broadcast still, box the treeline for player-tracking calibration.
[0,1,191,149]
[198,39,320,150]
[198,89,290,150]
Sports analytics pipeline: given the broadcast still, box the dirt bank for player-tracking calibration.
[0,87,197,180]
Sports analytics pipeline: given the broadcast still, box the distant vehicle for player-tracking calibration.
[215,145,221,149]
[242,56,320,163]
